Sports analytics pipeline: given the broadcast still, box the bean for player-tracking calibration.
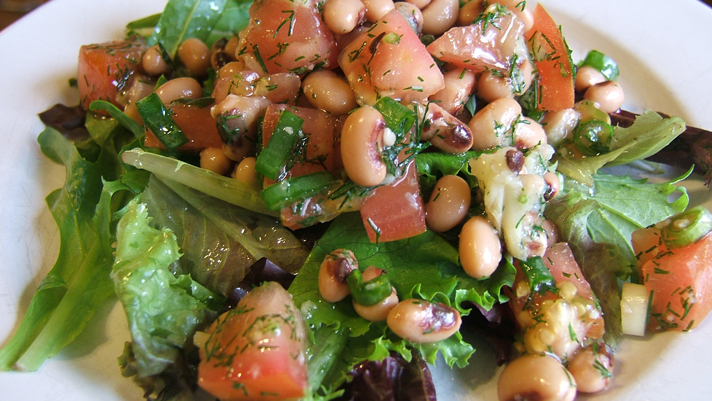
[425,175,471,232]
[584,81,625,114]
[323,0,366,34]
[302,70,358,115]
[155,77,202,104]
[387,299,461,343]
[341,106,388,187]
[459,216,502,279]
[575,65,607,93]
[419,103,474,153]
[212,70,260,104]
[541,108,580,147]
[457,0,484,25]
[217,61,250,80]
[492,0,533,31]
[543,172,560,200]
[405,0,431,9]
[178,38,211,77]
[513,116,547,149]
[497,354,577,401]
[567,343,614,393]
[541,219,559,247]
[477,70,514,103]
[212,95,271,161]
[429,67,476,116]
[353,267,399,321]
[468,97,522,150]
[395,1,424,33]
[254,73,302,104]
[318,249,359,303]
[361,0,395,22]
[421,0,459,35]
[232,156,258,187]
[142,45,169,76]
[200,147,233,176]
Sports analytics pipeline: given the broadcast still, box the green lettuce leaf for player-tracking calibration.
[556,111,686,185]
[545,172,690,346]
[149,0,229,57]
[0,128,130,371]
[290,213,516,394]
[112,200,223,377]
[205,0,253,46]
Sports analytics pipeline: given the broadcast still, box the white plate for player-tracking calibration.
[0,0,711,400]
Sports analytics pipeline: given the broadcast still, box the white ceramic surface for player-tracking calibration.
[0,0,711,400]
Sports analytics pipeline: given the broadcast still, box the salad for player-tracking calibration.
[0,0,708,398]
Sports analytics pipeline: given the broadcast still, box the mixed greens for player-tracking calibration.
[0,0,708,400]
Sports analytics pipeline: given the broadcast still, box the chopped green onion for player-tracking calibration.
[573,119,614,156]
[520,256,557,295]
[88,100,144,138]
[255,110,304,181]
[135,92,189,151]
[347,269,392,306]
[661,206,712,248]
[373,96,415,136]
[260,171,335,210]
[579,50,619,81]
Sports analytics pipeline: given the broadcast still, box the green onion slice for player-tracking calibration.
[255,110,304,181]
[347,269,393,306]
[661,206,712,248]
[135,92,188,151]
[573,119,614,156]
[580,50,619,81]
[260,171,335,210]
[520,256,557,295]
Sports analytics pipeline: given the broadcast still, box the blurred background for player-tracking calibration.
[0,0,711,31]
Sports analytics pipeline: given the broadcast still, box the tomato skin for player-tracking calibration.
[198,282,308,401]
[633,228,712,331]
[238,0,338,75]
[360,161,426,242]
[143,103,223,151]
[426,12,524,74]
[77,39,146,110]
[338,10,444,105]
[524,4,575,112]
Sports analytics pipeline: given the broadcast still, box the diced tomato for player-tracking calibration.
[632,228,712,331]
[524,4,575,112]
[237,0,338,75]
[198,282,308,400]
[426,11,524,74]
[77,38,146,111]
[262,104,337,182]
[507,243,604,360]
[338,10,444,105]
[143,103,223,151]
[360,161,426,243]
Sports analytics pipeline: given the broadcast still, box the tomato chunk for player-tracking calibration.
[77,38,146,110]
[360,161,426,242]
[143,103,223,151]
[338,10,444,105]
[237,0,338,75]
[198,282,308,400]
[524,4,575,112]
[426,10,524,74]
[632,228,712,331]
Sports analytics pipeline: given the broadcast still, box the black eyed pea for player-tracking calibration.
[232,156,259,187]
[468,97,522,150]
[177,38,211,77]
[543,171,561,201]
[429,67,476,116]
[318,249,359,303]
[386,299,462,343]
[341,105,388,187]
[584,80,625,114]
[457,0,484,25]
[459,216,502,279]
[425,174,471,233]
[567,343,614,393]
[361,0,395,22]
[497,354,577,401]
[575,65,607,93]
[302,70,358,116]
[421,0,460,36]
[352,266,399,321]
[405,0,431,10]
[142,45,169,76]
[395,1,425,33]
[492,0,534,31]
[200,147,233,176]
[476,70,515,103]
[513,116,547,150]
[323,0,366,34]
[155,77,202,104]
